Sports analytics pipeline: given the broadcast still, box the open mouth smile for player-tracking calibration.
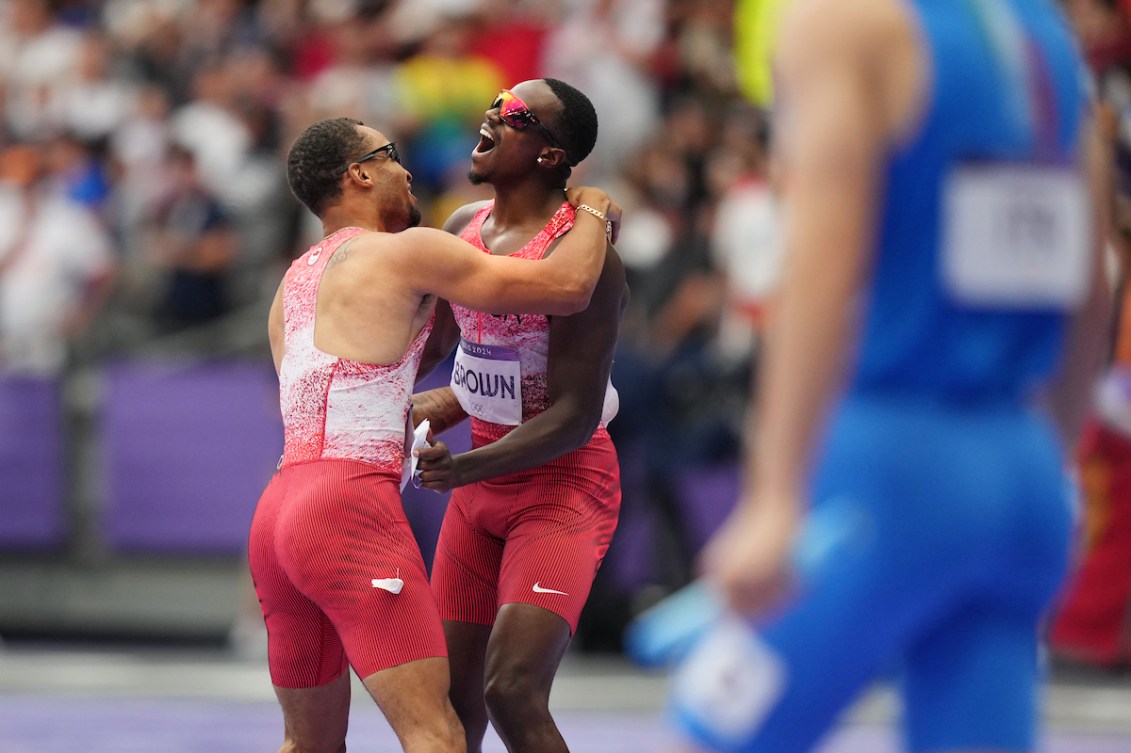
[474,126,497,155]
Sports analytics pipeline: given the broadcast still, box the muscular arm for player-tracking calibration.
[416,298,463,384]
[413,295,468,433]
[741,1,888,504]
[391,188,615,316]
[415,204,485,384]
[412,384,468,434]
[701,0,909,615]
[424,249,628,487]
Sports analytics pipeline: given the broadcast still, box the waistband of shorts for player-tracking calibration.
[277,456,402,480]
[846,385,1027,411]
[471,418,611,446]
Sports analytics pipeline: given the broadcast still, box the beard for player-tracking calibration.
[467,168,485,186]
[408,204,422,228]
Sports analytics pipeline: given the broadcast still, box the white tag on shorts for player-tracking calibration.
[671,616,786,746]
[601,380,619,426]
[942,164,1089,309]
[451,338,523,425]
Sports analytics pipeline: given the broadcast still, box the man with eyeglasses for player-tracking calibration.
[247,116,618,753]
[410,78,627,753]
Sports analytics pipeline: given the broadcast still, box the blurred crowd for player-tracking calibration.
[0,0,774,382]
[2,0,1131,651]
[0,0,780,618]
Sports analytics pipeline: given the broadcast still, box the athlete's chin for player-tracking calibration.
[467,169,486,186]
[408,206,422,228]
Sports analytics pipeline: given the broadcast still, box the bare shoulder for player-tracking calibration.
[442,200,492,235]
[778,0,911,72]
[777,0,923,138]
[322,230,421,285]
[326,231,387,269]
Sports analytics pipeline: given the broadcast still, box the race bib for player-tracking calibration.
[942,163,1089,309]
[671,616,786,747]
[451,338,523,425]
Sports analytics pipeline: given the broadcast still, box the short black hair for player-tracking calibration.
[286,117,368,216]
[543,78,598,167]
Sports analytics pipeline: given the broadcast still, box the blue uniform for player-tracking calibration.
[671,1,1091,751]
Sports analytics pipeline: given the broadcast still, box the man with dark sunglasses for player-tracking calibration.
[248,116,618,753]
[411,78,628,753]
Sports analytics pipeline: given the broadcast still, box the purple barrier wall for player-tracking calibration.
[0,377,65,548]
[101,360,283,554]
[671,463,740,552]
[600,459,741,595]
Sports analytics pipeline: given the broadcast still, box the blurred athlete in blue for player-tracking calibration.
[671,0,1111,751]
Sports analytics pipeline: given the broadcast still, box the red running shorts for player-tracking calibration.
[248,459,446,688]
[431,433,621,634]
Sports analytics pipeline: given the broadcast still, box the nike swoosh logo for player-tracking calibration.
[532,582,568,595]
[372,577,404,594]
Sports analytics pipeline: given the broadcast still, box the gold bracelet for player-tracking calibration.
[576,203,607,222]
[576,203,613,240]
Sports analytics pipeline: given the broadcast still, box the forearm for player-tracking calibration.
[744,269,855,505]
[412,387,468,435]
[1045,280,1110,448]
[450,405,597,486]
[743,83,877,505]
[530,188,615,314]
[1045,117,1116,449]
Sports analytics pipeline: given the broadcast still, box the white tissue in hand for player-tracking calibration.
[400,419,431,491]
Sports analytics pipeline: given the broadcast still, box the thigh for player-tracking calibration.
[278,462,447,679]
[669,491,920,753]
[361,657,463,752]
[903,606,1043,753]
[443,619,494,746]
[671,580,902,753]
[432,487,505,626]
[250,471,347,689]
[273,672,351,752]
[485,602,573,692]
[497,442,622,634]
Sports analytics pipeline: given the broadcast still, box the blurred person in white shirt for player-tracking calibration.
[0,143,116,375]
[0,0,84,139]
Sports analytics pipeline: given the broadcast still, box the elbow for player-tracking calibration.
[564,410,603,450]
[549,280,594,315]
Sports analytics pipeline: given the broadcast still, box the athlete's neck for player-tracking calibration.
[488,184,568,230]
[319,208,386,238]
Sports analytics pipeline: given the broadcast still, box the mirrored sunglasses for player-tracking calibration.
[490,90,571,164]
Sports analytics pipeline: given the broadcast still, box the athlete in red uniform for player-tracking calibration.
[249,117,618,753]
[412,79,628,753]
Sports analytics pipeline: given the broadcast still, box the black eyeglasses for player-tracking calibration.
[491,90,573,165]
[334,142,400,176]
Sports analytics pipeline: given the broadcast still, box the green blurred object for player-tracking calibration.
[735,0,790,107]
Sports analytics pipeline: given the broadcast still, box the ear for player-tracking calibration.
[538,147,569,169]
[345,163,374,186]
